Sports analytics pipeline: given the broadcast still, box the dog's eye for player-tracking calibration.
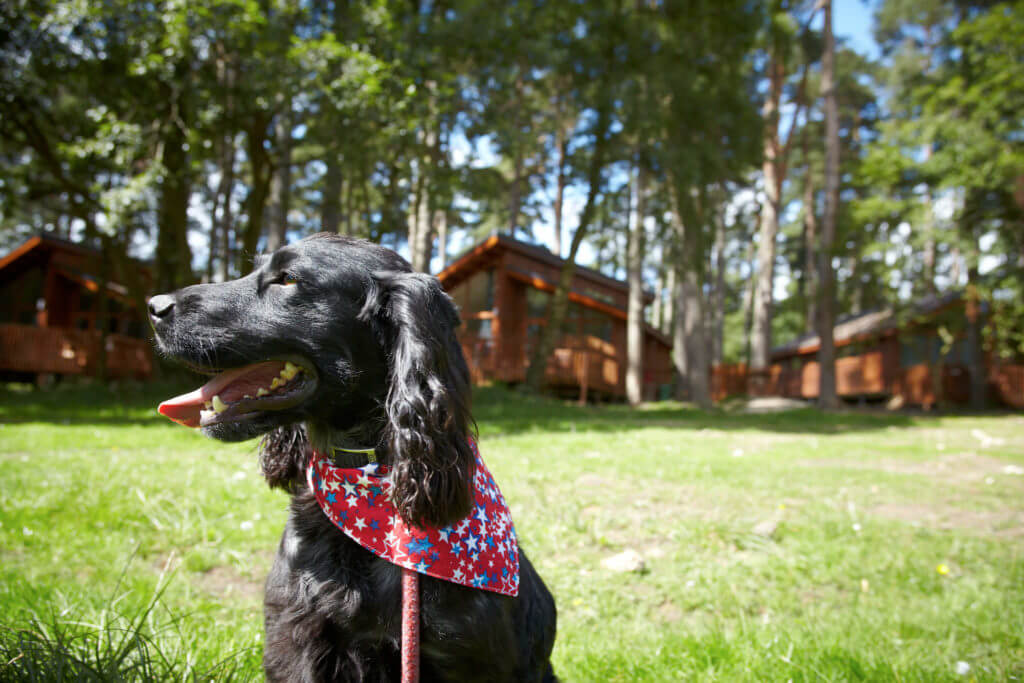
[272,272,298,287]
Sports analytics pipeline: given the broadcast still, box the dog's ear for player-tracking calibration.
[359,270,475,529]
[259,424,311,492]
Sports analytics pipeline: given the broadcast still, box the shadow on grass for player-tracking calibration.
[0,381,192,427]
[471,385,921,436]
[2,380,927,434]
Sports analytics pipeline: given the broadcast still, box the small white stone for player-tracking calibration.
[600,549,645,573]
[1003,465,1024,475]
[240,521,254,531]
[752,520,778,538]
[954,661,970,676]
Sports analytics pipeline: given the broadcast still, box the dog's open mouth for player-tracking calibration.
[158,359,318,428]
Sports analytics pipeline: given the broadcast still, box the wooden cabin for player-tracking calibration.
[737,292,1024,408]
[0,234,153,381]
[438,234,675,401]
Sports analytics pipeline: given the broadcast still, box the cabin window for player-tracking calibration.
[581,313,613,342]
[450,269,494,315]
[526,287,550,318]
[900,334,937,366]
[464,317,493,340]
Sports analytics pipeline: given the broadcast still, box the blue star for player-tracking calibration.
[430,551,440,561]
[485,536,496,550]
[370,485,383,497]
[370,520,380,530]
[338,510,348,520]
[326,493,337,505]
[450,541,462,555]
[405,536,434,556]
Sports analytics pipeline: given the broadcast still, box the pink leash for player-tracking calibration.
[401,567,420,683]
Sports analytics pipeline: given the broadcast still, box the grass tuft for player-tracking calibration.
[0,553,256,682]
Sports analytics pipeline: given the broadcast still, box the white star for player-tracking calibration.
[357,473,372,487]
[453,568,464,581]
[324,479,340,492]
[354,517,367,531]
[342,482,358,497]
[385,530,398,547]
[439,528,450,542]
[347,497,359,508]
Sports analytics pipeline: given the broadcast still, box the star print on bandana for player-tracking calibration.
[307,438,520,597]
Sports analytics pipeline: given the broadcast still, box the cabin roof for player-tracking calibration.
[438,234,637,294]
[0,233,149,292]
[438,233,656,303]
[771,291,965,359]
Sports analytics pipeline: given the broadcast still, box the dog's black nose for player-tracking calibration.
[148,294,175,321]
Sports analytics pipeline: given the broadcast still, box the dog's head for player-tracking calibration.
[150,233,475,526]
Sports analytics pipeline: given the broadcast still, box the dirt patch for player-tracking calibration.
[800,452,1018,483]
[198,564,264,600]
[574,473,615,489]
[871,502,1023,536]
[656,599,683,623]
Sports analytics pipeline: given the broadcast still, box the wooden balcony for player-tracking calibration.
[0,323,153,379]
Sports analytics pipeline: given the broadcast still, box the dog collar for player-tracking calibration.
[307,438,520,597]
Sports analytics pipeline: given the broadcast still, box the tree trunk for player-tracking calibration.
[817,0,840,410]
[155,118,193,292]
[652,267,664,334]
[323,157,343,234]
[669,180,710,408]
[626,162,647,406]
[436,209,448,271]
[750,55,784,372]
[553,118,568,257]
[741,238,756,366]
[265,105,292,252]
[921,143,937,297]
[712,211,726,366]
[802,132,819,333]
[663,264,676,336]
[524,98,613,393]
[672,263,688,400]
[238,113,272,274]
[215,133,237,282]
[205,138,223,284]
[966,251,987,409]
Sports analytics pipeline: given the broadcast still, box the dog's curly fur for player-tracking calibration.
[150,233,557,682]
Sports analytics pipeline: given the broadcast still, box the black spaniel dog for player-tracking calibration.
[148,233,557,682]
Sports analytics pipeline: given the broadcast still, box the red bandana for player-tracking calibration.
[307,439,520,597]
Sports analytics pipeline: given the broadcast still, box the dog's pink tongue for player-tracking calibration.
[158,361,285,428]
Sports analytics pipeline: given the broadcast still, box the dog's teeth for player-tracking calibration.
[212,395,228,414]
[200,409,214,422]
[271,377,282,389]
[256,388,269,397]
[281,362,300,380]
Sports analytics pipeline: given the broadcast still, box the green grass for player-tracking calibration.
[2,382,1023,681]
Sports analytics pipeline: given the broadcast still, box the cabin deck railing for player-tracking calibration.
[0,323,153,378]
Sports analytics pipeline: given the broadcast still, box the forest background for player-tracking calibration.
[2,0,1022,408]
